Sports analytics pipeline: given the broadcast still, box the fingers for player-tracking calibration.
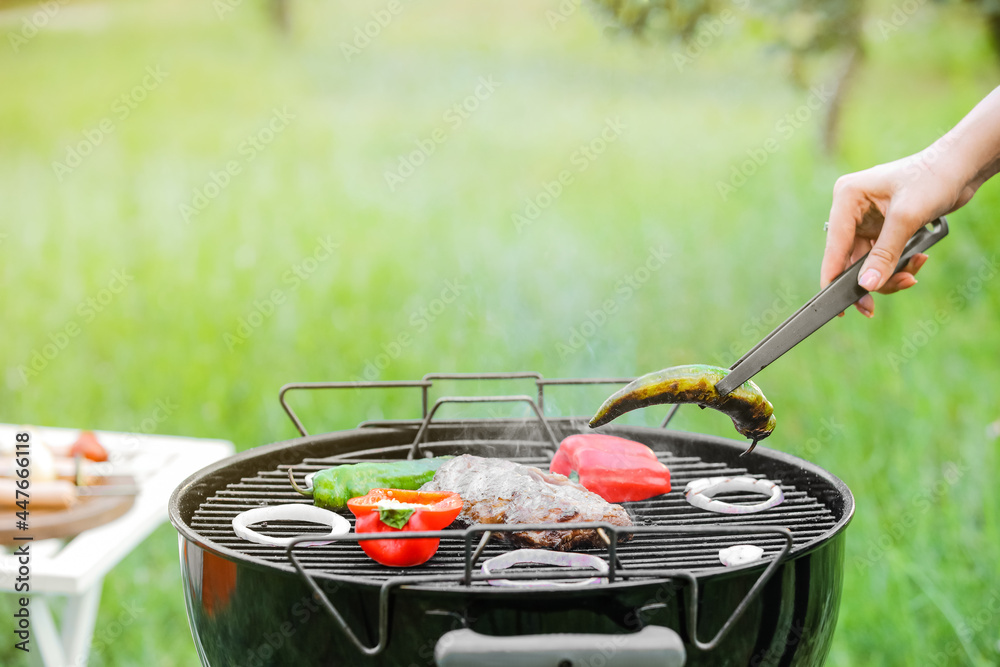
[855,293,874,318]
[853,272,914,316]
[849,236,873,264]
[857,205,918,291]
[853,252,930,315]
[879,273,918,294]
[821,181,863,288]
[906,252,929,276]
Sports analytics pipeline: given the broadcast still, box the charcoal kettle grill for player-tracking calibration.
[169,373,854,666]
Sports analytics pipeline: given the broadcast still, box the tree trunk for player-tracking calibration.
[986,10,1000,61]
[822,43,864,156]
[271,0,290,34]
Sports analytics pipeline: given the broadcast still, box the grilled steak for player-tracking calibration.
[419,454,632,550]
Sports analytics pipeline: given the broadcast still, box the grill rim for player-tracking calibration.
[169,419,854,593]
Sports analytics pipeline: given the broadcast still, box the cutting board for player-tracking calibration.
[0,475,137,544]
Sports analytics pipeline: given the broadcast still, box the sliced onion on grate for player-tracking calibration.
[232,504,350,547]
[684,476,784,514]
[719,544,765,567]
[482,549,609,587]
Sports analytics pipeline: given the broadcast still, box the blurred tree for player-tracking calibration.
[588,0,865,153]
[271,0,290,33]
[963,0,1000,53]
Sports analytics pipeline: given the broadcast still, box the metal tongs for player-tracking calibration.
[714,217,950,398]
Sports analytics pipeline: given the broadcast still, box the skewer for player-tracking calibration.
[596,528,627,575]
[471,531,492,566]
[288,468,313,496]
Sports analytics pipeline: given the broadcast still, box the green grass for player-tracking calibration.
[2,0,1000,664]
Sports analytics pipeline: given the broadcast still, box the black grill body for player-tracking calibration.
[170,419,853,667]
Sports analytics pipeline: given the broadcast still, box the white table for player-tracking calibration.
[0,425,234,667]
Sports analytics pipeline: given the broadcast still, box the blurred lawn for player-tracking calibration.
[2,0,1000,664]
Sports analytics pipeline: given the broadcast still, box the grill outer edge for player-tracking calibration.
[169,419,854,592]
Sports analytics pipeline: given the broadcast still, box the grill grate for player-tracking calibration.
[189,441,840,585]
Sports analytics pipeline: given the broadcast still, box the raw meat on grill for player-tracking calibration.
[419,454,633,550]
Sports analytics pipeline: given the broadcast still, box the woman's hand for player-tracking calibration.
[821,149,976,317]
[822,86,1000,318]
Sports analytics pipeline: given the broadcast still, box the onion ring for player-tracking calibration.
[482,549,609,588]
[719,544,765,566]
[232,504,350,547]
[684,476,784,515]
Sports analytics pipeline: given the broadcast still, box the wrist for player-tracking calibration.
[931,93,1000,194]
[924,131,974,186]
[917,131,981,202]
[969,156,1000,194]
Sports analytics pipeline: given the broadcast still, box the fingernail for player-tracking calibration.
[859,269,881,291]
[857,305,873,318]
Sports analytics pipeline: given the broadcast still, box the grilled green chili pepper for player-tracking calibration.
[589,365,775,452]
[289,457,453,510]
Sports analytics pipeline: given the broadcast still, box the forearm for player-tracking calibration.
[926,86,1000,193]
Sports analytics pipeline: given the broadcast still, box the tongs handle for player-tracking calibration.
[715,217,949,396]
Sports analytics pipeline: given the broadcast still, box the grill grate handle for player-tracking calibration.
[285,523,794,658]
[278,373,686,437]
[407,395,560,458]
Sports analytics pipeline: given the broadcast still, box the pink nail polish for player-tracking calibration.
[859,269,881,291]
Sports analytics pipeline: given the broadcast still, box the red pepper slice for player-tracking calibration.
[550,434,670,503]
[69,430,108,462]
[347,488,462,567]
[551,433,658,476]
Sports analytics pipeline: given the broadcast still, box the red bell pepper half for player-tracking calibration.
[347,488,462,567]
[550,434,670,503]
[69,430,108,462]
